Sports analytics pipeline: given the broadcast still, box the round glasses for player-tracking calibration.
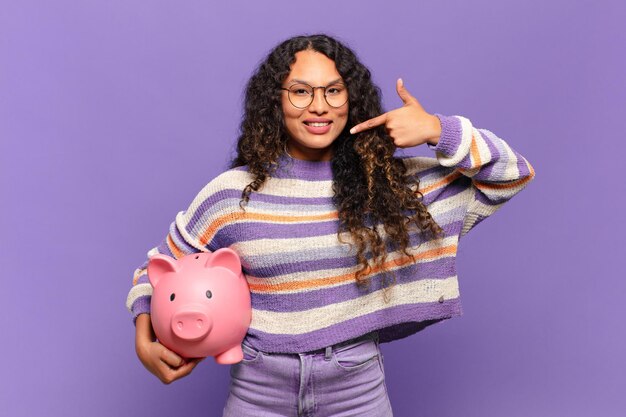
[281,82,349,109]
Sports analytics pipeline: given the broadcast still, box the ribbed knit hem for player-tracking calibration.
[131,296,151,324]
[276,154,333,180]
[434,114,463,156]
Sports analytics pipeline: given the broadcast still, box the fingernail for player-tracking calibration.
[398,78,403,86]
[350,127,356,134]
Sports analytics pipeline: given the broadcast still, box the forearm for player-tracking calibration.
[135,314,156,346]
[433,114,534,199]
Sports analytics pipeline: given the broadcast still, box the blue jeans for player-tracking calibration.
[223,332,393,417]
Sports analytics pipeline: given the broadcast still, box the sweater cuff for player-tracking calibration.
[432,114,463,157]
[131,296,151,324]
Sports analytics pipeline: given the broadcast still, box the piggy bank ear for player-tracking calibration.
[206,248,242,276]
[147,254,179,287]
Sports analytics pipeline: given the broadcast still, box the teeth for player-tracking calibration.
[308,122,330,127]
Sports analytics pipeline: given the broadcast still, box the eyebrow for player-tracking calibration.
[287,78,344,86]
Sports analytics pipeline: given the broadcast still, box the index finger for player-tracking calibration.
[349,113,388,135]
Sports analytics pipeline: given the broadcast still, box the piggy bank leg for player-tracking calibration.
[215,345,244,364]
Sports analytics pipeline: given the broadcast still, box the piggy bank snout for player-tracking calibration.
[171,310,213,341]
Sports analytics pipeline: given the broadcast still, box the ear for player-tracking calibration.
[147,254,179,287]
[205,248,242,276]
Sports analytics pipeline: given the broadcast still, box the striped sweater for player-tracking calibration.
[126,114,534,353]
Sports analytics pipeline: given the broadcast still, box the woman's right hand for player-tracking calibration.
[135,314,203,384]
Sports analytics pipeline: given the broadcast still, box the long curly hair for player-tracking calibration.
[231,34,442,290]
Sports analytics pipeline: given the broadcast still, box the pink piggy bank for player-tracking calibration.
[147,248,251,364]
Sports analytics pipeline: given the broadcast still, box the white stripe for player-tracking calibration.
[260,177,334,198]
[125,283,153,311]
[461,196,504,236]
[402,156,440,177]
[473,128,492,165]
[250,276,460,335]
[232,232,348,258]
[191,170,334,201]
[500,139,520,180]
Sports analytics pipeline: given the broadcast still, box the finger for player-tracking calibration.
[350,113,388,134]
[171,358,202,379]
[160,347,185,368]
[396,78,416,105]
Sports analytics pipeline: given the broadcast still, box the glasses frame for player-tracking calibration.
[280,82,349,109]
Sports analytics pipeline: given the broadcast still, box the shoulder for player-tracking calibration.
[193,166,253,199]
[209,166,254,188]
[178,166,253,220]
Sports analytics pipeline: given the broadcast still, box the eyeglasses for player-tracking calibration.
[281,82,349,109]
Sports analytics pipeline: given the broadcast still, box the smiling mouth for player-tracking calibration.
[304,122,332,127]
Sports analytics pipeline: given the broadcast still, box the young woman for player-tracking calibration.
[126,34,534,416]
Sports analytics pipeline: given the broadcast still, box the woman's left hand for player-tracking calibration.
[349,78,441,147]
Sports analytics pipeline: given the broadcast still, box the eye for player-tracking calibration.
[290,84,312,96]
[205,290,212,299]
[326,85,344,95]
[170,293,175,301]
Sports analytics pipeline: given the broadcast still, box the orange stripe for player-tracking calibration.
[199,211,339,246]
[167,234,185,259]
[132,269,144,286]
[419,171,463,195]
[470,133,482,168]
[248,244,458,293]
[473,162,535,190]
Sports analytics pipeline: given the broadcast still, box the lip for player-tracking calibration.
[303,118,333,135]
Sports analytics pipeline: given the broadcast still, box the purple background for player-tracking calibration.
[2,0,624,416]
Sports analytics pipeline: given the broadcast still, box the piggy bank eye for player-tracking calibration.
[205,290,212,299]
[170,293,176,301]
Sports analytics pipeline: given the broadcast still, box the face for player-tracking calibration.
[281,50,349,161]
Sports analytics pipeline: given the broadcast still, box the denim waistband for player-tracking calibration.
[305,331,379,360]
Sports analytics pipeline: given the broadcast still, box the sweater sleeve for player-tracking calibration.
[124,218,204,322]
[124,170,243,321]
[433,114,535,236]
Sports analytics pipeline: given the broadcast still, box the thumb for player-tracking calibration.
[396,78,416,105]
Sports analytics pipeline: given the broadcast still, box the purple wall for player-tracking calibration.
[2,1,624,416]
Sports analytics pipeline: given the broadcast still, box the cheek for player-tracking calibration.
[282,95,299,116]
[282,99,302,123]
[336,106,349,128]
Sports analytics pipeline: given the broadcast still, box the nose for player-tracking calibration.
[171,310,212,341]
[307,87,329,114]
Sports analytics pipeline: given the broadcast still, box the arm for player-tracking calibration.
[349,78,534,236]
[126,173,237,381]
[433,114,535,235]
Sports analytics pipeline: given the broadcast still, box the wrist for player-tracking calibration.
[431,114,462,156]
[135,314,156,345]
[426,114,441,146]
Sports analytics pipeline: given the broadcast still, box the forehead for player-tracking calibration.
[286,50,342,85]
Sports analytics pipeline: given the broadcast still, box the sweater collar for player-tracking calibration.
[274,154,333,181]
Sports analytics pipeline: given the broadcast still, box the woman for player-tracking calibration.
[127,34,534,416]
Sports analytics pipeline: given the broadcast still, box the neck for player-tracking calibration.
[285,141,333,162]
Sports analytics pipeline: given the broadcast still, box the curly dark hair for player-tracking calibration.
[231,34,442,290]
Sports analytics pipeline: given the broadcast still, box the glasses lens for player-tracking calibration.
[325,84,348,108]
[288,84,313,108]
